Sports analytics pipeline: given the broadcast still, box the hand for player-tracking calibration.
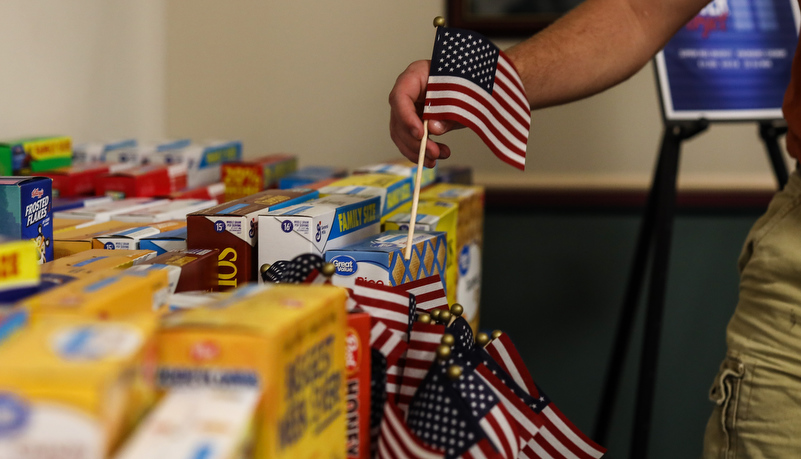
[388,60,461,168]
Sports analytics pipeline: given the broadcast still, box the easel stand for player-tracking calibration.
[592,119,789,458]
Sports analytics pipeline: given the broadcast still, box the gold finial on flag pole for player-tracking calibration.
[441,333,455,346]
[321,262,336,277]
[436,344,452,361]
[491,330,503,340]
[447,365,463,381]
[450,303,463,317]
[418,312,432,324]
[430,309,442,322]
[438,310,452,324]
[404,17,445,261]
[475,332,490,348]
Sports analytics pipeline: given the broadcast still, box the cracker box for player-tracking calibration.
[112,199,217,223]
[345,312,371,459]
[163,182,226,203]
[222,153,298,201]
[91,220,186,251]
[39,248,156,293]
[133,248,219,293]
[112,387,260,459]
[0,136,72,175]
[325,230,447,291]
[51,195,113,213]
[0,239,41,303]
[54,197,164,222]
[72,138,138,164]
[318,173,412,217]
[279,166,348,190]
[382,200,459,306]
[186,188,318,290]
[0,314,158,458]
[257,194,380,276]
[95,164,188,198]
[419,184,484,331]
[152,140,242,189]
[20,268,170,320]
[37,162,135,198]
[54,220,152,259]
[0,176,53,263]
[103,139,191,164]
[353,158,437,188]
[156,284,347,459]
[140,227,187,256]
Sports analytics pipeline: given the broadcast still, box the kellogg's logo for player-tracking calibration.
[31,188,43,199]
[190,340,220,362]
[686,0,728,38]
[345,329,361,373]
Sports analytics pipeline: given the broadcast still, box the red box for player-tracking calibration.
[346,312,371,459]
[37,162,134,198]
[162,182,226,204]
[221,154,297,201]
[96,164,188,198]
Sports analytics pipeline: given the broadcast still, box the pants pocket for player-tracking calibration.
[707,356,747,457]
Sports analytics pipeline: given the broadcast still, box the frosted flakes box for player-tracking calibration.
[92,220,186,251]
[186,188,318,290]
[139,227,187,256]
[103,139,191,164]
[0,176,53,263]
[0,136,72,175]
[257,194,380,279]
[279,166,348,190]
[222,153,298,201]
[72,138,137,164]
[0,239,41,303]
[112,199,217,223]
[318,173,412,217]
[157,285,346,459]
[54,198,165,222]
[0,314,158,459]
[112,387,260,459]
[325,230,447,291]
[37,162,135,198]
[353,158,437,188]
[382,200,458,306]
[132,248,219,293]
[54,220,150,259]
[152,140,242,189]
[95,164,188,198]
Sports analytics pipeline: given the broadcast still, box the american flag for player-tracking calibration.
[398,274,449,312]
[423,27,530,170]
[371,320,409,399]
[447,316,475,352]
[397,320,446,413]
[377,398,444,459]
[352,279,416,339]
[262,253,331,285]
[484,333,539,399]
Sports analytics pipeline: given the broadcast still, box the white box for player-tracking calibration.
[72,139,137,163]
[150,140,242,189]
[112,199,217,223]
[54,198,166,222]
[103,139,191,164]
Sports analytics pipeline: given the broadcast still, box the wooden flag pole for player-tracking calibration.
[404,16,444,261]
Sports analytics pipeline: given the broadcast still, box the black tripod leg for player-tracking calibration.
[759,122,789,190]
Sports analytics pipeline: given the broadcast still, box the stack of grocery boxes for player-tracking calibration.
[0,138,486,458]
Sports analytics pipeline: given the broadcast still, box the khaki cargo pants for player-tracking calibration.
[703,169,801,458]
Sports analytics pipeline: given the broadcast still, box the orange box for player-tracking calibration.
[345,312,371,459]
[221,154,297,201]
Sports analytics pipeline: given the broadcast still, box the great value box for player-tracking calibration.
[353,158,437,188]
[325,230,447,291]
[91,220,187,251]
[186,188,318,290]
[72,139,138,163]
[0,176,53,263]
[37,162,135,198]
[152,140,242,188]
[0,136,72,175]
[157,284,347,459]
[318,173,412,217]
[257,194,380,277]
[95,164,188,198]
[55,198,165,222]
[112,199,216,223]
[222,153,298,201]
[0,314,158,458]
[103,139,191,164]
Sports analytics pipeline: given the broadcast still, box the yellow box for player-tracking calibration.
[382,200,458,306]
[419,184,484,331]
[318,173,412,217]
[0,313,158,457]
[40,248,156,289]
[157,284,347,459]
[0,239,40,303]
[20,268,169,320]
[53,217,96,234]
[54,220,144,259]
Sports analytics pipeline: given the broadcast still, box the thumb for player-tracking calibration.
[427,119,462,136]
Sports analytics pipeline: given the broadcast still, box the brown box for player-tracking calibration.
[186,188,318,290]
[54,220,146,259]
[136,248,219,293]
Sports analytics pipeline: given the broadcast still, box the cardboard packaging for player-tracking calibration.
[0,176,54,263]
[0,239,41,303]
[95,164,188,198]
[103,139,191,164]
[345,312,371,459]
[134,248,219,293]
[72,139,138,164]
[112,199,217,223]
[382,200,459,306]
[222,153,298,201]
[419,184,485,331]
[257,194,381,277]
[53,217,96,234]
[54,221,146,259]
[325,230,447,291]
[112,387,260,459]
[51,195,113,213]
[279,166,348,190]
[54,198,164,222]
[435,165,473,185]
[0,136,72,175]
[353,158,437,189]
[39,249,156,293]
[157,284,347,459]
[0,314,158,458]
[152,140,242,189]
[37,162,135,198]
[91,220,187,251]
[163,182,226,203]
[186,188,318,290]
[318,173,412,218]
[140,227,187,256]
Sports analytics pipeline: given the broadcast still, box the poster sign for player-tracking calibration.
[655,0,800,120]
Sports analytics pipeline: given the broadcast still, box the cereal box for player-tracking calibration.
[103,139,191,164]
[0,136,72,175]
[0,239,40,303]
[112,199,216,223]
[0,314,158,458]
[279,166,348,190]
[318,173,412,217]
[436,165,473,185]
[152,140,242,189]
[91,220,186,251]
[37,162,135,198]
[257,194,380,278]
[53,217,96,234]
[345,312,371,459]
[53,221,146,259]
[51,195,113,213]
[95,164,188,198]
[222,153,298,201]
[112,387,260,459]
[133,248,219,293]
[39,248,156,293]
[163,182,226,203]
[157,284,347,459]
[382,200,458,306]
[72,139,137,164]
[54,198,165,222]
[325,230,447,291]
[186,188,318,290]
[353,158,437,188]
[0,176,53,263]
[139,227,187,256]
